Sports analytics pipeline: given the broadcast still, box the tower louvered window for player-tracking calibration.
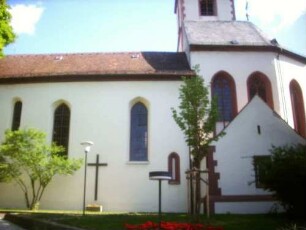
[200,0,215,16]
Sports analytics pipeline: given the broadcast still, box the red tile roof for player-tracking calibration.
[0,52,194,83]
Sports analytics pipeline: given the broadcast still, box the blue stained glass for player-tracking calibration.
[213,75,234,121]
[130,102,148,161]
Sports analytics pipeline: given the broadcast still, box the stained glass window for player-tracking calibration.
[12,101,22,131]
[52,103,70,157]
[290,80,305,137]
[130,102,148,161]
[212,73,236,121]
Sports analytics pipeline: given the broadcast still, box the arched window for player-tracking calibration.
[12,101,22,131]
[199,0,215,16]
[247,72,274,109]
[168,152,180,184]
[290,80,305,137]
[212,72,237,122]
[130,102,148,161]
[52,103,70,157]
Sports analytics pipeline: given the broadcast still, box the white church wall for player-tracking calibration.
[215,0,234,21]
[183,0,201,21]
[212,97,305,213]
[0,80,189,212]
[182,28,191,62]
[189,51,280,115]
[274,54,306,128]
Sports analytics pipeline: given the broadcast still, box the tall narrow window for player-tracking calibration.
[200,0,215,16]
[168,152,180,184]
[130,102,148,161]
[290,80,305,137]
[247,72,274,109]
[212,72,237,122]
[12,101,22,131]
[52,103,70,157]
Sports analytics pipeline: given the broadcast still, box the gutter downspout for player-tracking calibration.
[275,50,288,122]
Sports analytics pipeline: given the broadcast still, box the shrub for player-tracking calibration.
[260,144,306,218]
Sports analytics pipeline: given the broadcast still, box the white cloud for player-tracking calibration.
[9,4,44,35]
[247,0,306,35]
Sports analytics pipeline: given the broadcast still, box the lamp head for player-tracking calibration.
[81,141,94,153]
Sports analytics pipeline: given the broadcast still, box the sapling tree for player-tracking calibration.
[172,69,223,217]
[0,0,16,57]
[0,128,82,210]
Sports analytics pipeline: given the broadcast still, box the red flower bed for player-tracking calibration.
[125,221,224,230]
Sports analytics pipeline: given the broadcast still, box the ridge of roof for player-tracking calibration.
[4,51,184,58]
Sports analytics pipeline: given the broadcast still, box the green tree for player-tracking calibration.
[0,128,83,210]
[0,0,16,57]
[260,144,306,218]
[172,70,223,217]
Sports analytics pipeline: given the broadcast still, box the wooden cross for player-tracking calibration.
[87,154,108,201]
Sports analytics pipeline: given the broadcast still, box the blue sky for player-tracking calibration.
[4,0,306,56]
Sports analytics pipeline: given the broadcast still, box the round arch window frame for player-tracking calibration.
[211,71,238,122]
[247,72,274,109]
[289,79,306,137]
[168,152,181,185]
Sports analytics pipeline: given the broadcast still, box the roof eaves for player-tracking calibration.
[0,71,196,84]
[189,44,306,63]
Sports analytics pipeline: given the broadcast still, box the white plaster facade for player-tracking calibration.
[0,0,305,214]
[179,0,306,136]
[177,0,306,214]
[274,55,306,127]
[0,81,189,211]
[189,51,306,132]
[212,96,305,213]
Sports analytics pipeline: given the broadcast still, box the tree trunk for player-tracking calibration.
[189,154,194,215]
[30,202,40,210]
[24,192,31,210]
[194,161,201,222]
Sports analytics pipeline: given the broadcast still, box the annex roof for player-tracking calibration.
[0,52,194,83]
[184,21,306,63]
[214,95,306,144]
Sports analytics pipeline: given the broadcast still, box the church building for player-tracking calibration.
[0,0,305,214]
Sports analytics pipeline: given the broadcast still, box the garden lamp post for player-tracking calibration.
[81,141,94,216]
[149,171,172,229]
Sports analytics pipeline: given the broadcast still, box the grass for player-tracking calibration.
[3,211,300,230]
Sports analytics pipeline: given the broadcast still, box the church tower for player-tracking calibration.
[175,0,236,51]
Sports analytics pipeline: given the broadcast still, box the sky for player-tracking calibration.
[4,0,306,56]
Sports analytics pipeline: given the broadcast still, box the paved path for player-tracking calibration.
[0,214,26,230]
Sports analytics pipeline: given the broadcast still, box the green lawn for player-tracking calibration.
[18,212,299,230]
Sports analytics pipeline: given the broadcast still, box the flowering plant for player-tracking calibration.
[125,221,224,230]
